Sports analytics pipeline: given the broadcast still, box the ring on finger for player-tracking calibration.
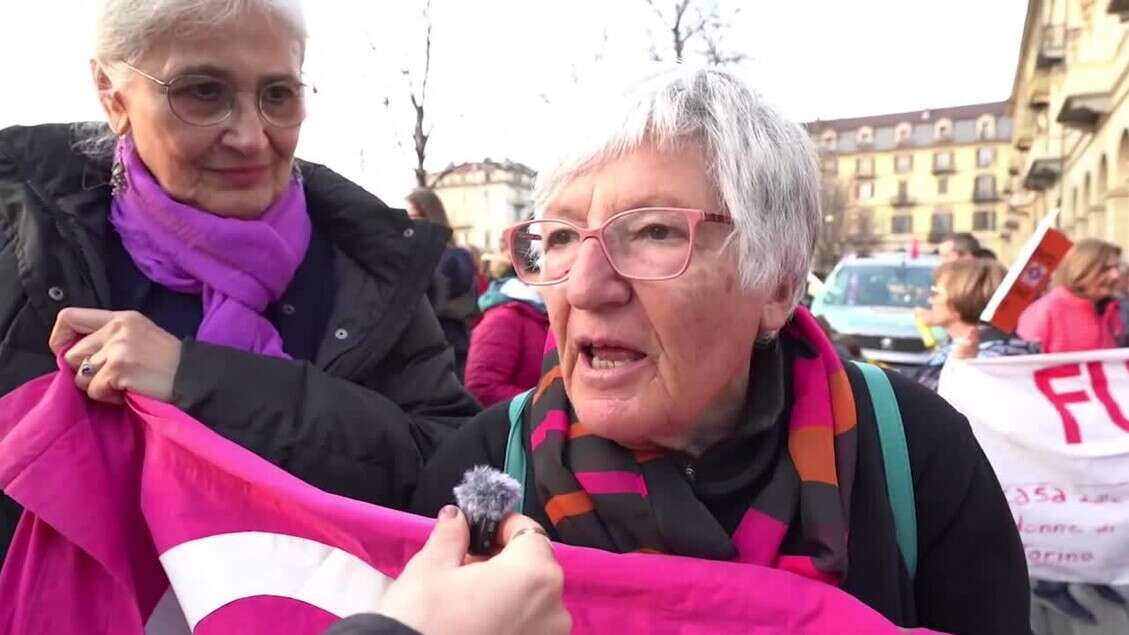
[79,357,98,377]
[511,526,551,543]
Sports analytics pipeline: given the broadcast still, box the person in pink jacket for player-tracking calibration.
[1018,238,1123,354]
[465,275,550,406]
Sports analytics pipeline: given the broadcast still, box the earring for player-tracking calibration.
[110,153,127,195]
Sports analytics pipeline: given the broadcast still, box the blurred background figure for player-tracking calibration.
[1017,238,1124,354]
[915,259,1038,391]
[466,245,489,296]
[407,188,480,381]
[973,247,997,261]
[1115,261,1129,347]
[937,232,981,263]
[464,261,549,407]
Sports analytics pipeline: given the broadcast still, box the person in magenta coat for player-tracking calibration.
[1018,238,1123,354]
[465,276,550,407]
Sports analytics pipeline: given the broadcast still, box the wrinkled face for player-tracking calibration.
[540,141,791,452]
[926,277,961,329]
[95,12,303,219]
[1079,255,1122,301]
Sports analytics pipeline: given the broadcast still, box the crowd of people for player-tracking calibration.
[1,1,1125,634]
[915,231,1127,625]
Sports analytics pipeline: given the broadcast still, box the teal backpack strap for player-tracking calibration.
[504,389,535,514]
[851,361,918,580]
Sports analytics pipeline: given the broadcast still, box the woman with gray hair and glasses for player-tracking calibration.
[0,0,481,568]
[412,67,1032,633]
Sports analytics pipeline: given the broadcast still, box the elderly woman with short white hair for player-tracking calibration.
[0,0,481,567]
[413,67,1031,633]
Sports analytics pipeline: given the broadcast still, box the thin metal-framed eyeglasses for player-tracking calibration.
[502,207,734,286]
[120,61,307,128]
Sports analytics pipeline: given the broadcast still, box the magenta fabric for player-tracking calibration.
[110,136,311,358]
[194,597,338,634]
[1017,286,1122,353]
[465,301,549,406]
[0,360,946,634]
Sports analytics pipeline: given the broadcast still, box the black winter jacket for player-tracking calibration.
[411,358,1033,635]
[0,123,480,565]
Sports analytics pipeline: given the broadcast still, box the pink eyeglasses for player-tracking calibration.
[502,207,733,285]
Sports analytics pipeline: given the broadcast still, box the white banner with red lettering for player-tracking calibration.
[938,348,1129,584]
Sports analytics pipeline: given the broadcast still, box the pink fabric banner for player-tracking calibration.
[0,365,945,634]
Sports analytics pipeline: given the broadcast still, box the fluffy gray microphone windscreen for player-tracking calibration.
[453,465,522,555]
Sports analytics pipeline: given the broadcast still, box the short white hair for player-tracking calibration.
[533,67,820,309]
[94,0,306,65]
[78,0,307,159]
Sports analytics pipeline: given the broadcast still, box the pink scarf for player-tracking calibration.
[109,137,311,358]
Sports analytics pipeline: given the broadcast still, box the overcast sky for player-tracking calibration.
[1,0,1027,205]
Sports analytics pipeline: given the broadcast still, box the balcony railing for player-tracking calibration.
[1024,156,1063,191]
[932,159,955,174]
[1057,92,1113,129]
[1036,25,1066,69]
[890,194,915,207]
[1014,124,1034,151]
[1027,74,1050,109]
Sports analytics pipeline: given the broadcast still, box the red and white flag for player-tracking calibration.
[981,209,1073,334]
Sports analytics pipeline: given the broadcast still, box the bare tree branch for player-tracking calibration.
[815,176,879,270]
[701,27,748,66]
[643,0,746,67]
[407,0,433,188]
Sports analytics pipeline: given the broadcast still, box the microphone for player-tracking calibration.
[453,465,522,556]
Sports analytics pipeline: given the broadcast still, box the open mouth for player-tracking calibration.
[579,339,647,371]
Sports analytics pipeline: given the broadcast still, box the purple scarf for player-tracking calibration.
[109,137,311,358]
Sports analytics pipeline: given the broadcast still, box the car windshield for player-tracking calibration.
[821,264,933,308]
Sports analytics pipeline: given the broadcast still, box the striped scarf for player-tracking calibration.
[529,307,859,583]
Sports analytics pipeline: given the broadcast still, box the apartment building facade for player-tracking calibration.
[430,159,536,252]
[1011,0,1129,248]
[808,103,1017,262]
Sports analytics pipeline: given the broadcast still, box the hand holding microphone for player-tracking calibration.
[373,506,570,635]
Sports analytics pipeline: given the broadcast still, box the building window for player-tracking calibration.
[821,157,837,174]
[973,210,997,231]
[934,119,953,141]
[931,211,954,235]
[977,115,996,140]
[895,122,913,144]
[933,151,954,172]
[856,157,874,176]
[975,175,997,200]
[895,153,913,173]
[857,126,874,146]
[937,177,948,194]
[891,215,913,234]
[821,130,837,151]
[897,180,909,198]
[977,147,995,168]
[856,181,874,200]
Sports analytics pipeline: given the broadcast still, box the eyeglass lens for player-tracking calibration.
[166,75,305,127]
[512,209,694,284]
